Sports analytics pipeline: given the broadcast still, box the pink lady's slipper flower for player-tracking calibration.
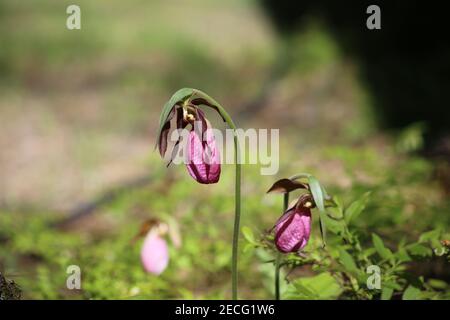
[273,194,313,253]
[140,230,169,275]
[274,208,311,253]
[157,98,221,184]
[267,175,329,300]
[158,88,241,299]
[135,219,181,275]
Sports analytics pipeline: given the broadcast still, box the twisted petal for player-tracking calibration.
[141,232,169,275]
[275,208,311,253]
[157,107,176,157]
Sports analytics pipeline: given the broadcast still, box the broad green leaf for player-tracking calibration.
[402,285,421,300]
[372,233,393,260]
[419,229,443,249]
[419,229,441,243]
[308,175,326,246]
[288,283,316,299]
[406,243,433,258]
[344,192,371,224]
[287,272,342,300]
[427,279,447,290]
[362,247,377,259]
[308,175,325,212]
[338,248,358,274]
[241,226,257,245]
[381,287,394,300]
[289,173,328,247]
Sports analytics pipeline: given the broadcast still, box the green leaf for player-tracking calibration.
[289,173,329,247]
[395,248,412,262]
[241,226,257,245]
[384,280,403,291]
[419,229,441,243]
[332,196,344,215]
[344,192,371,224]
[322,213,345,235]
[308,175,325,212]
[402,285,421,300]
[427,279,447,290]
[308,175,326,246]
[338,248,358,274]
[287,272,342,300]
[243,243,254,253]
[418,229,443,249]
[289,283,316,299]
[157,88,194,140]
[381,287,394,300]
[362,247,377,258]
[372,233,393,260]
[289,173,312,182]
[406,243,433,259]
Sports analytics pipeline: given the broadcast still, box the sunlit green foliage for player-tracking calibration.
[0,0,448,300]
[1,139,448,299]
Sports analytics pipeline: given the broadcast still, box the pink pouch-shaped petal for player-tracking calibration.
[275,208,311,253]
[141,231,169,275]
[186,126,221,184]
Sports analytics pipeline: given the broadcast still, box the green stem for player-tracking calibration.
[275,252,281,300]
[232,137,241,300]
[275,192,289,300]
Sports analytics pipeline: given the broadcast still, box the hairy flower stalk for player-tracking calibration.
[156,88,241,299]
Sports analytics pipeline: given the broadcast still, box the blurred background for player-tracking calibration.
[0,0,449,299]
